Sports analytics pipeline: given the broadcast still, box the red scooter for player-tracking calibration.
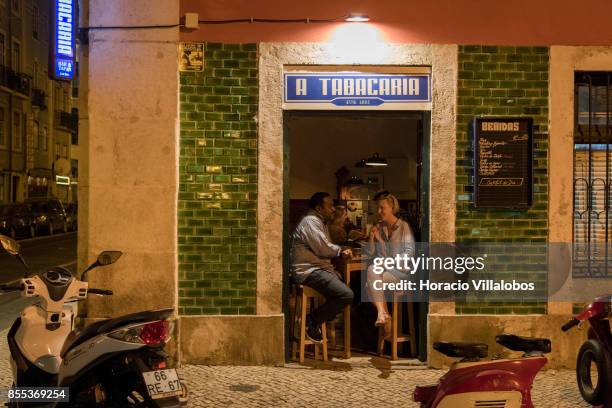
[413,334,550,408]
[562,294,612,407]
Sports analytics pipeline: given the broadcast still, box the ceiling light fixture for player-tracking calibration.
[345,13,371,23]
[365,153,388,167]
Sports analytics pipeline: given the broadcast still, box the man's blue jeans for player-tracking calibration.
[301,269,354,324]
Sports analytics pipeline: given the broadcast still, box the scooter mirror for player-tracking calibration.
[0,235,20,256]
[97,251,122,266]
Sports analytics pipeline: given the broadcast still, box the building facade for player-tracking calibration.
[0,0,77,204]
[78,0,612,368]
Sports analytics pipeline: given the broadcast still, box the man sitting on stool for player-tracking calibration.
[291,192,354,343]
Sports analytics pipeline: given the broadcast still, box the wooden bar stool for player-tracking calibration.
[378,293,416,360]
[291,285,328,363]
[328,320,336,349]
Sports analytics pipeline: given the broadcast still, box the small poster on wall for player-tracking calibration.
[179,43,204,72]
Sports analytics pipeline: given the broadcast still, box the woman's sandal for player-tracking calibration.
[375,313,392,339]
[383,319,392,340]
[375,312,390,327]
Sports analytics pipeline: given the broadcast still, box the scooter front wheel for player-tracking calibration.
[576,339,612,405]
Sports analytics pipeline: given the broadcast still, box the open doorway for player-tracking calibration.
[283,110,430,361]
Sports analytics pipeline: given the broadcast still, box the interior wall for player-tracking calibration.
[287,114,419,200]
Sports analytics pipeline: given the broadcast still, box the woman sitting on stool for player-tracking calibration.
[364,192,415,338]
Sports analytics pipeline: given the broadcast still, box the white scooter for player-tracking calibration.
[0,236,187,407]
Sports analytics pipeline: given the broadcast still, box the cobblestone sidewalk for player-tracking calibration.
[0,329,589,407]
[179,364,588,408]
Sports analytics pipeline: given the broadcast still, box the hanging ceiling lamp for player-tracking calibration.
[354,158,367,168]
[365,153,388,167]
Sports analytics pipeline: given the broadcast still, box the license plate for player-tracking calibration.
[142,369,182,400]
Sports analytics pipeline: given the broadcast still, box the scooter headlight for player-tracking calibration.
[108,320,174,345]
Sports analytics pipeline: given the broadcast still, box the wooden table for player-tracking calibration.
[334,256,367,359]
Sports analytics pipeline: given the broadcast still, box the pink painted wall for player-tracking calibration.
[180,0,612,45]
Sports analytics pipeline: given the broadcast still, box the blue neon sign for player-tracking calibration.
[53,0,74,80]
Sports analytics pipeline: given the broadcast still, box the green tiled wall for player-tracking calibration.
[178,43,258,315]
[455,46,549,314]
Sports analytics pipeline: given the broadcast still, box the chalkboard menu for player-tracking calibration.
[473,117,533,208]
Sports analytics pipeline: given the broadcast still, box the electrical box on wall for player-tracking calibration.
[183,12,199,31]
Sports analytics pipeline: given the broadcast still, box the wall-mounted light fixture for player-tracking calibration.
[345,13,371,22]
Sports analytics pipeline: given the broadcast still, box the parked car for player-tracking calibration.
[0,203,36,239]
[65,202,78,231]
[26,198,68,235]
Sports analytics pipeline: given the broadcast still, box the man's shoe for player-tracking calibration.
[305,315,323,343]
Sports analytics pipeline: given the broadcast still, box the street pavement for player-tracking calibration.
[0,292,35,330]
[0,232,77,331]
[0,232,77,284]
